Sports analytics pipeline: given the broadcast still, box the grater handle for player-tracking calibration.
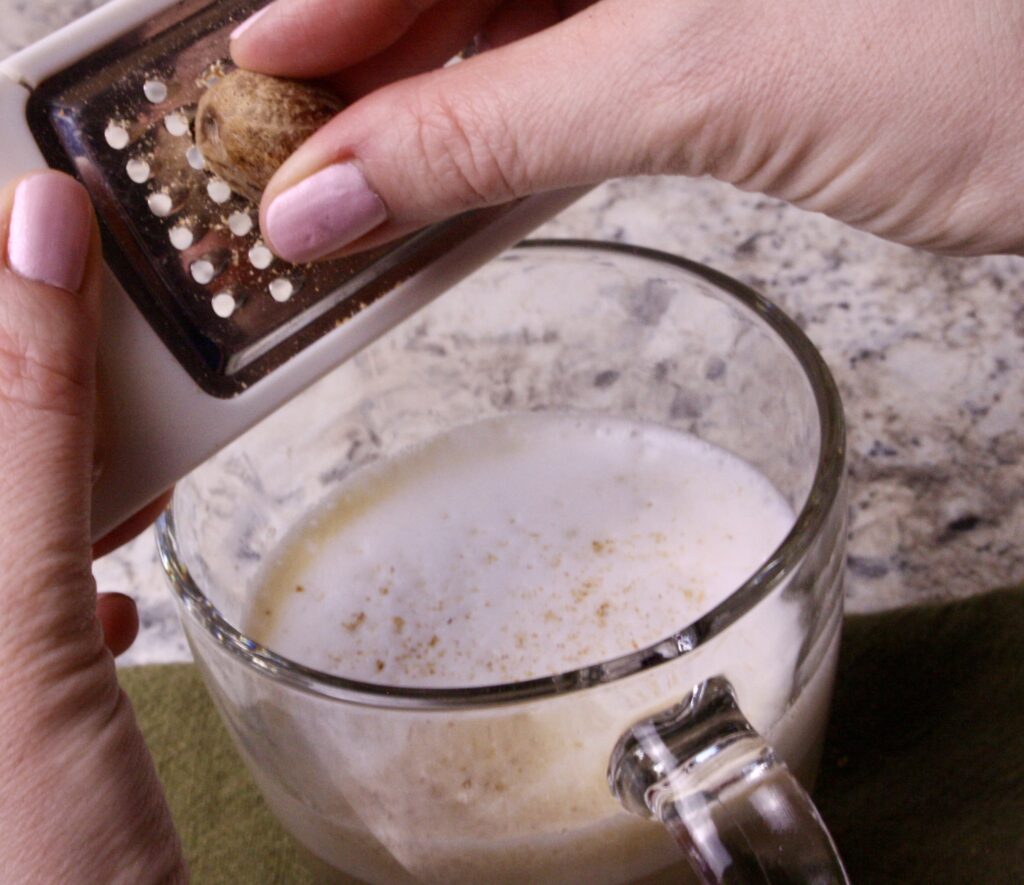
[0,0,177,90]
[90,187,587,541]
[2,21,586,543]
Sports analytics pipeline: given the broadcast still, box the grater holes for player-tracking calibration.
[148,192,174,217]
[144,79,169,104]
[108,58,316,326]
[105,122,130,150]
[189,245,231,283]
[169,225,195,250]
[269,277,298,303]
[248,243,274,269]
[228,211,253,237]
[190,260,216,284]
[207,178,232,204]
[164,112,190,137]
[186,145,206,170]
[146,182,189,218]
[211,291,237,318]
[126,158,151,184]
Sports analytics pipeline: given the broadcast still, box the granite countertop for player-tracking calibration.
[4,3,1023,667]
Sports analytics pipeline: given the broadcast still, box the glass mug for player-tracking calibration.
[158,241,849,883]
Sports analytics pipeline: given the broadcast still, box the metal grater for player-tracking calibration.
[1,0,581,538]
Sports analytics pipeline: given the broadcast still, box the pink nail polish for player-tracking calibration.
[231,6,271,42]
[265,163,388,263]
[7,174,92,292]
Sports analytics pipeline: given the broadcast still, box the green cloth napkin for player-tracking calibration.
[814,587,1024,884]
[120,663,315,885]
[121,588,1024,884]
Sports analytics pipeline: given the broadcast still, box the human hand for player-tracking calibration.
[230,0,1024,261]
[0,171,184,882]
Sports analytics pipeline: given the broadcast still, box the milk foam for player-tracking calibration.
[247,412,796,685]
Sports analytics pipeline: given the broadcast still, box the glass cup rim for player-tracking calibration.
[157,239,846,710]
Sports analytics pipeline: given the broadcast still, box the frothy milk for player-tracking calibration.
[239,412,834,884]
[248,412,795,683]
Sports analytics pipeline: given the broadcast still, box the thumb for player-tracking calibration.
[259,0,730,261]
[0,171,103,664]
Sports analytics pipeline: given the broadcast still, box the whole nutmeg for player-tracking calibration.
[195,69,344,202]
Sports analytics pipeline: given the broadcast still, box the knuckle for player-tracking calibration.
[405,86,523,210]
[631,0,772,179]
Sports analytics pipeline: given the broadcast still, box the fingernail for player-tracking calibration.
[7,173,92,292]
[265,163,388,262]
[231,6,271,42]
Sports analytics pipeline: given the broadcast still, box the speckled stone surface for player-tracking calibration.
[3,1,1023,667]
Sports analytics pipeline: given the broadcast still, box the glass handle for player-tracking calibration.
[609,676,849,884]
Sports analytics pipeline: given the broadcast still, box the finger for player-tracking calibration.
[335,0,602,105]
[258,0,721,261]
[327,0,505,101]
[96,593,139,658]
[231,0,442,79]
[0,170,104,660]
[92,488,173,560]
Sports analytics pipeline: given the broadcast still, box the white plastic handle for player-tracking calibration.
[0,0,585,539]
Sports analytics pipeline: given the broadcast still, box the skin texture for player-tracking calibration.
[229,0,1024,259]
[0,172,186,883]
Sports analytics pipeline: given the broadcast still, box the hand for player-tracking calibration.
[230,0,1024,261]
[0,171,184,882]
